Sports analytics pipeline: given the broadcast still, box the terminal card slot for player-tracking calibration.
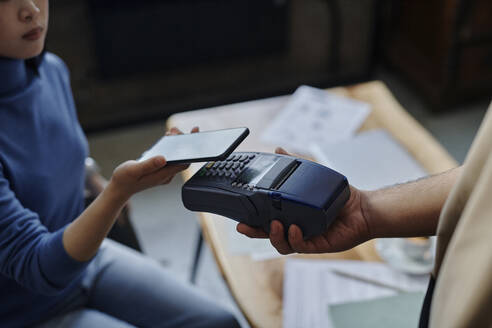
[272,161,300,190]
[256,158,299,190]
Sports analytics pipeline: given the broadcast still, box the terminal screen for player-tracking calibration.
[241,156,278,185]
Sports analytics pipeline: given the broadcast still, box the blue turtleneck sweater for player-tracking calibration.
[0,53,90,327]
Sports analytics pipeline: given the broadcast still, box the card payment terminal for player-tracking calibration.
[182,152,350,239]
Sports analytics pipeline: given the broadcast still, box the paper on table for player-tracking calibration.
[226,220,281,261]
[329,292,425,328]
[282,258,429,328]
[260,86,371,156]
[310,129,428,190]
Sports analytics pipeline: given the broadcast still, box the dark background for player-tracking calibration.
[47,0,492,133]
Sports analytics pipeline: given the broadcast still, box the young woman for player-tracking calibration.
[0,1,239,327]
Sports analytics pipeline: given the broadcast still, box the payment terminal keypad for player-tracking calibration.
[198,153,256,185]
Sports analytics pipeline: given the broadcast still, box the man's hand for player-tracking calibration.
[236,147,373,255]
[237,148,460,255]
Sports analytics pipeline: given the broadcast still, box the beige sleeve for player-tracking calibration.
[431,103,492,327]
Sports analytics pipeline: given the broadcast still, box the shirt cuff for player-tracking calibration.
[39,227,91,291]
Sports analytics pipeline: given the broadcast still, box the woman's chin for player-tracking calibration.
[7,42,45,60]
[22,45,45,59]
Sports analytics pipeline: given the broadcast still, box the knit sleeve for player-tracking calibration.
[0,163,90,295]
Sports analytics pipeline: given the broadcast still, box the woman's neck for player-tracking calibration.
[0,57,30,96]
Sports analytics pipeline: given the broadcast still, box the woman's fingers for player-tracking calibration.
[161,176,173,185]
[169,127,182,135]
[137,156,167,175]
[152,163,186,182]
[136,162,186,187]
[166,126,199,136]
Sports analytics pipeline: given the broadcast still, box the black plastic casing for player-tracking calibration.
[182,152,350,239]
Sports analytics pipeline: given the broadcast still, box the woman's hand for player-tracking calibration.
[65,126,201,261]
[236,147,372,255]
[108,126,199,201]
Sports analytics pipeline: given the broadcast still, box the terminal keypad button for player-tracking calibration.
[198,153,257,183]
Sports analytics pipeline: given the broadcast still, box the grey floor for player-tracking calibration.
[87,72,490,328]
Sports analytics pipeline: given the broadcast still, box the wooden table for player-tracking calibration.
[167,81,457,328]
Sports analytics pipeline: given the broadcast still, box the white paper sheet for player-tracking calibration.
[310,129,428,190]
[283,259,429,328]
[225,220,281,261]
[261,86,370,156]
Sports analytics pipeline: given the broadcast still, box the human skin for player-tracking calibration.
[64,127,199,262]
[0,1,200,262]
[0,0,49,59]
[237,148,461,255]
[63,127,198,262]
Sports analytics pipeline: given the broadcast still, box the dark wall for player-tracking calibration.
[87,0,289,78]
[48,0,377,132]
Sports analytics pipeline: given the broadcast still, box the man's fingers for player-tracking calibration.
[269,220,293,255]
[275,147,290,156]
[287,225,304,250]
[236,223,268,238]
[287,225,315,253]
[191,126,200,133]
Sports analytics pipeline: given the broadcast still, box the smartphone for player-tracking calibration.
[139,127,249,164]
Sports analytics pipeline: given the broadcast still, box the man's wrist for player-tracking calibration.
[360,189,395,239]
[358,190,375,239]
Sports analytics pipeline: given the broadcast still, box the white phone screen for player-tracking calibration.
[139,127,249,163]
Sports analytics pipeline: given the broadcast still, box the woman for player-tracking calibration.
[0,1,239,327]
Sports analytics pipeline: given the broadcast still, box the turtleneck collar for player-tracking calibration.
[0,57,30,96]
[0,52,44,96]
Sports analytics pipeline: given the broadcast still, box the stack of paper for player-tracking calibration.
[261,86,371,156]
[283,259,429,328]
